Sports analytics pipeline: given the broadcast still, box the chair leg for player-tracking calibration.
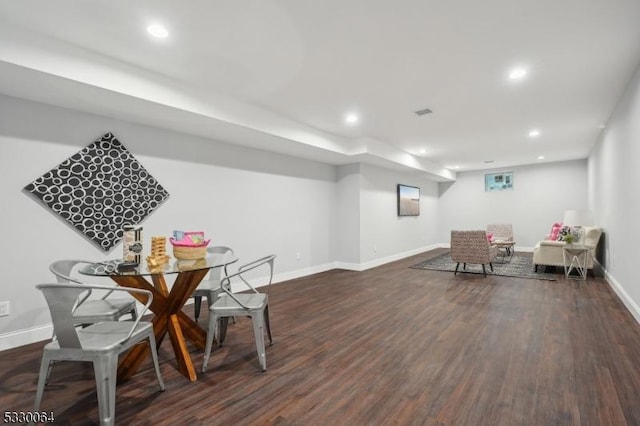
[454,263,460,275]
[129,306,138,321]
[194,296,202,321]
[45,360,54,385]
[148,333,165,391]
[489,263,494,272]
[264,305,273,345]
[219,317,230,345]
[33,353,51,413]
[202,313,219,372]
[251,313,267,372]
[93,354,117,426]
[482,264,487,277]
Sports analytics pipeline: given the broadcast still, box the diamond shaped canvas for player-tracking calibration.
[24,132,170,251]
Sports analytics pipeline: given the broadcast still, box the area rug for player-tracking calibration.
[410,252,557,281]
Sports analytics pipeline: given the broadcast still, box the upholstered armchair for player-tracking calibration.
[533,226,602,272]
[450,230,499,276]
[487,223,514,243]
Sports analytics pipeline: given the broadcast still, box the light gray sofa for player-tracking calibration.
[533,226,602,272]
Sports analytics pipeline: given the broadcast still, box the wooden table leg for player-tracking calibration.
[111,270,209,382]
[178,311,207,349]
[163,269,209,381]
[110,275,167,381]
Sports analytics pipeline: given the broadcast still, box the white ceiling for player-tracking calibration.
[1,0,639,180]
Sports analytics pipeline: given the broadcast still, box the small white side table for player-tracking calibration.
[563,245,590,280]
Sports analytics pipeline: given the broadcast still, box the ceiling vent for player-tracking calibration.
[414,108,432,116]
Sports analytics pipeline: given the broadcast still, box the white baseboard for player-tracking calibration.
[335,244,443,272]
[604,269,640,326]
[270,262,337,283]
[0,324,52,352]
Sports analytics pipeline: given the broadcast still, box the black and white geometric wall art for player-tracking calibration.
[24,132,170,252]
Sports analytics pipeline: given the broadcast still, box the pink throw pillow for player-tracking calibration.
[486,232,494,243]
[549,222,562,241]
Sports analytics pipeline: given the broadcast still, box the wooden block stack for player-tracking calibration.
[146,236,170,266]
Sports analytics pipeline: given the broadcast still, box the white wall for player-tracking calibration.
[359,164,440,265]
[334,164,361,265]
[437,161,589,249]
[0,95,338,348]
[588,63,640,323]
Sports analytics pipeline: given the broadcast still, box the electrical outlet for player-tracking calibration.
[0,301,9,317]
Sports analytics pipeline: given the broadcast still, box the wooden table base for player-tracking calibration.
[112,268,209,382]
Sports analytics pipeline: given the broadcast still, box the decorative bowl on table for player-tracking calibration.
[169,231,210,260]
[175,258,207,271]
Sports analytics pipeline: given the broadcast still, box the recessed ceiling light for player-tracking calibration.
[509,68,527,80]
[529,130,540,138]
[419,149,427,154]
[147,24,169,38]
[537,155,545,160]
[345,113,359,124]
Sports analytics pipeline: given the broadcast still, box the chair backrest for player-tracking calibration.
[220,255,276,309]
[36,283,153,348]
[450,230,493,264]
[37,283,86,348]
[49,260,98,307]
[49,259,92,284]
[580,226,603,248]
[487,224,513,242]
[206,246,235,281]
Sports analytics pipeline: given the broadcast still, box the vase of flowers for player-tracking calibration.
[559,225,579,244]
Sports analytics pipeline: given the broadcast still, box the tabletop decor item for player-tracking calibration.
[23,132,170,252]
[123,225,143,263]
[170,230,210,260]
[557,225,580,244]
[147,235,170,267]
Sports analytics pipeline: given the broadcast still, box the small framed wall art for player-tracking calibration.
[397,184,420,216]
[484,171,513,192]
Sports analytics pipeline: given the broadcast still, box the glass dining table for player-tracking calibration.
[79,252,238,382]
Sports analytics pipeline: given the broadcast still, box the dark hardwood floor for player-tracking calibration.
[2,249,640,425]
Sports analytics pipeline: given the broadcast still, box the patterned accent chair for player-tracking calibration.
[487,223,514,242]
[450,230,499,277]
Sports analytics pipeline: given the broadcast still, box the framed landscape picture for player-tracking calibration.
[484,171,513,192]
[397,184,420,216]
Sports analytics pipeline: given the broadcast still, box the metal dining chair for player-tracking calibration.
[32,283,165,426]
[202,254,276,373]
[191,246,235,321]
[49,260,137,324]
